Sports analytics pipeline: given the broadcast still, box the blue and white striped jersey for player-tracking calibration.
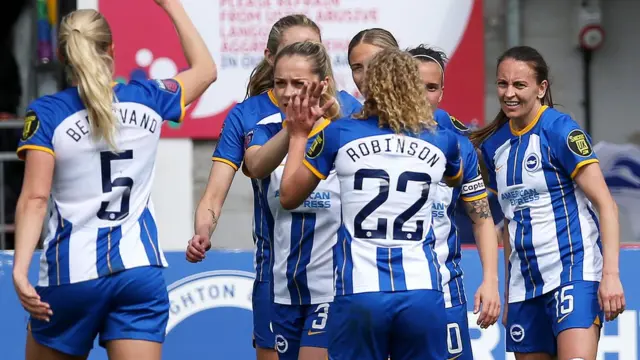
[431,109,487,308]
[249,119,341,305]
[213,90,361,283]
[17,79,186,286]
[304,116,462,296]
[480,106,603,302]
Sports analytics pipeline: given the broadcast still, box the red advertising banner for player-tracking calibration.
[98,0,484,139]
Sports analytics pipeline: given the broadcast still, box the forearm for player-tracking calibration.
[472,219,500,281]
[464,196,498,280]
[245,128,290,179]
[13,197,48,276]
[599,201,620,274]
[194,196,220,240]
[280,135,309,209]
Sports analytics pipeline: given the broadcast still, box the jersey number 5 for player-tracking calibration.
[354,169,431,240]
[97,150,134,221]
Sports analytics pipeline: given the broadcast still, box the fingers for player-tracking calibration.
[311,81,324,100]
[603,294,612,321]
[17,285,52,322]
[186,237,206,263]
[473,293,480,314]
[186,244,205,263]
[488,298,501,327]
[319,97,336,115]
[191,236,205,253]
[293,93,302,121]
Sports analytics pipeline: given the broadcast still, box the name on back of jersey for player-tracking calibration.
[344,135,441,167]
[65,106,160,142]
[274,190,332,209]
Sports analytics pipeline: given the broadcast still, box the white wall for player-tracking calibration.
[152,140,193,251]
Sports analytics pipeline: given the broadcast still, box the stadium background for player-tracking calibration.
[0,0,638,359]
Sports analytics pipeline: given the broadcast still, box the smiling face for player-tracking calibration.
[349,43,385,96]
[417,60,444,109]
[496,58,548,122]
[273,54,326,113]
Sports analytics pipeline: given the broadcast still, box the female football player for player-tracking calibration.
[471,45,625,360]
[279,48,463,360]
[13,0,216,359]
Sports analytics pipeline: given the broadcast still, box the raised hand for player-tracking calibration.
[285,84,315,137]
[307,81,336,121]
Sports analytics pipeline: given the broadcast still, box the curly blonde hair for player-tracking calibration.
[355,49,435,134]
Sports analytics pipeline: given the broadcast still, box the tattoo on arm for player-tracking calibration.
[207,209,218,227]
[464,197,492,224]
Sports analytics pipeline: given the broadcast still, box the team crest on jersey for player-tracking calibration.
[567,129,593,157]
[21,111,40,141]
[524,153,541,172]
[306,130,325,159]
[155,79,180,93]
[450,115,469,132]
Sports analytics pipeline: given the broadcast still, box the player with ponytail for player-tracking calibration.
[13,1,216,358]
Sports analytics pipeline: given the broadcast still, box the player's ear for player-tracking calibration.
[322,76,330,93]
[537,79,548,99]
[265,48,274,66]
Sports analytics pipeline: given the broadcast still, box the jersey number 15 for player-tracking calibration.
[354,169,431,241]
[97,150,134,221]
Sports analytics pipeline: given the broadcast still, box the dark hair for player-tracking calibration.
[347,28,399,62]
[245,14,321,99]
[470,46,554,147]
[406,44,448,72]
[273,41,341,121]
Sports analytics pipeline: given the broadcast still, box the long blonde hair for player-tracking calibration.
[59,9,118,150]
[355,49,435,134]
[273,41,341,121]
[245,14,321,99]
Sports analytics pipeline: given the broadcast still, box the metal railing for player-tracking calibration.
[0,120,23,249]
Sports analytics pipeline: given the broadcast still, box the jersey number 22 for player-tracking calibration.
[354,169,431,240]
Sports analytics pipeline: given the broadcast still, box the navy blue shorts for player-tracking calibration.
[29,266,169,356]
[272,302,331,359]
[252,281,275,349]
[329,290,446,360]
[506,280,603,355]
[445,303,473,360]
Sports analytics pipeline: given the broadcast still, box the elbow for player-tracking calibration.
[17,193,49,213]
[279,190,300,211]
[207,64,218,85]
[444,176,462,188]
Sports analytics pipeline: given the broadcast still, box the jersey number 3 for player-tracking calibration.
[354,169,431,240]
[97,150,134,221]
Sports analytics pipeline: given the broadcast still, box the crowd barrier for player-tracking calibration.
[1,248,638,360]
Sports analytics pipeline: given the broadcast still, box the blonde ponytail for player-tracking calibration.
[60,10,118,150]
